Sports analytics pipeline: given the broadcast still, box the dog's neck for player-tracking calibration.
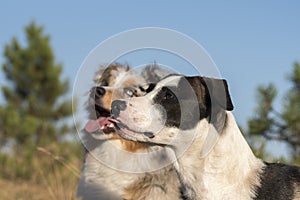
[173,112,264,200]
[84,134,174,173]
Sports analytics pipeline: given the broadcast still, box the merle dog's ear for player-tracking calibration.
[201,77,234,111]
[141,64,173,83]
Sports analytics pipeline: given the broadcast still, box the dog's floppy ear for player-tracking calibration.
[185,76,233,116]
[201,77,234,111]
[186,76,234,158]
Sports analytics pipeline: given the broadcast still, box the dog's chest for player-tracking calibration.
[83,141,143,194]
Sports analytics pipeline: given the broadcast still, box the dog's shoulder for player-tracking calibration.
[254,162,300,200]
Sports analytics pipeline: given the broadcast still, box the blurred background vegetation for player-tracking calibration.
[245,62,300,165]
[0,22,82,199]
[0,22,299,199]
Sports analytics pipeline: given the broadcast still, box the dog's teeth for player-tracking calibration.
[109,124,114,128]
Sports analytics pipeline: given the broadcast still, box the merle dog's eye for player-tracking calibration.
[124,88,135,97]
[101,80,109,86]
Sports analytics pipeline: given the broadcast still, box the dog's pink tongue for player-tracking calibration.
[85,117,115,133]
[85,117,106,133]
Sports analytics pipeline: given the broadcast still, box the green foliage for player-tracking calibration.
[248,84,277,136]
[0,21,74,148]
[0,22,80,189]
[282,62,300,152]
[247,62,300,162]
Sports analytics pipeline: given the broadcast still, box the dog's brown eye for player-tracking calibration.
[164,91,174,100]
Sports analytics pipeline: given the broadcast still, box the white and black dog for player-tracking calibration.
[111,75,300,200]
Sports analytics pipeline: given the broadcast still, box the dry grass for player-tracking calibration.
[0,143,83,200]
[0,178,81,200]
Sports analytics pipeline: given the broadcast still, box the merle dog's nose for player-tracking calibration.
[111,100,127,117]
[94,86,106,98]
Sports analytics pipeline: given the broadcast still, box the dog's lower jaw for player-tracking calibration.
[174,112,264,200]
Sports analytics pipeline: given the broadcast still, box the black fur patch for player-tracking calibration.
[179,183,195,200]
[254,162,300,200]
[153,75,210,130]
[152,76,233,130]
[176,169,197,200]
[153,86,182,128]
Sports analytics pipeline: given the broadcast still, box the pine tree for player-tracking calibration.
[0,22,74,149]
[247,62,300,162]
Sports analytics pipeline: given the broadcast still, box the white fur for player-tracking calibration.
[170,112,264,200]
[114,70,144,88]
[118,98,167,135]
[113,74,300,199]
[294,185,300,200]
[116,101,265,199]
[78,135,179,200]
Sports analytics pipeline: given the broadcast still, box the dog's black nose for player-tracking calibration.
[111,100,127,117]
[95,86,106,98]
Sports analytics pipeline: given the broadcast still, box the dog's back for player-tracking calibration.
[253,162,300,200]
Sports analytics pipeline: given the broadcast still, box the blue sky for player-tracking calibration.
[1,1,300,158]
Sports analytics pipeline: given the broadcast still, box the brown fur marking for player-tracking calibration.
[120,139,148,152]
[95,64,149,153]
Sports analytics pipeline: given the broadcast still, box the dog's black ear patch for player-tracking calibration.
[153,76,234,130]
[185,76,234,113]
[201,77,234,111]
[185,76,234,133]
[180,77,209,120]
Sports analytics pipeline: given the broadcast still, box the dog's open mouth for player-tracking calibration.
[85,116,115,134]
[109,118,155,140]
